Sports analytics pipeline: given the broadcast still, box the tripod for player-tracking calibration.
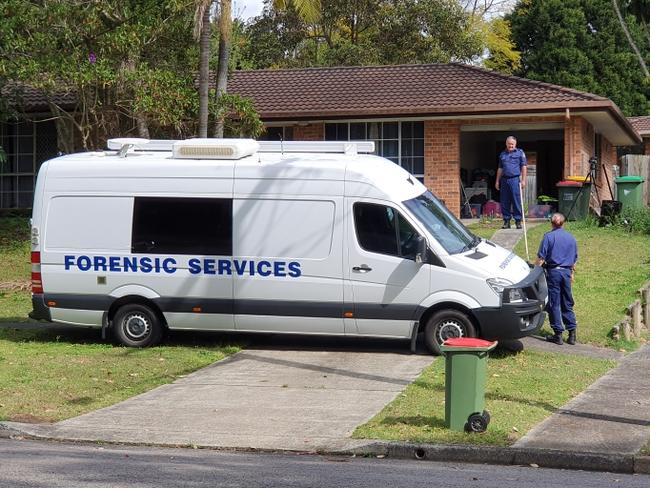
[565,157,614,219]
[460,182,473,218]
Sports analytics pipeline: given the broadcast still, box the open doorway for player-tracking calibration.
[460,129,564,216]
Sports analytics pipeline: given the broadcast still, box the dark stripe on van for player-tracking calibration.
[43,294,420,321]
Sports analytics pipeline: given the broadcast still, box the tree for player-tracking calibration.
[612,0,649,78]
[214,0,232,137]
[241,0,484,68]
[0,0,199,149]
[195,0,213,137]
[509,0,650,115]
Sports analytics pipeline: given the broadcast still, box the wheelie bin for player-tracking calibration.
[439,337,497,433]
[557,180,591,220]
[615,176,645,209]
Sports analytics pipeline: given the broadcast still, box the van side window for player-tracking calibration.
[132,197,232,255]
[353,203,419,259]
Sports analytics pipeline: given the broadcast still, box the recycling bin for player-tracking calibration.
[615,176,645,209]
[557,180,591,220]
[439,337,497,432]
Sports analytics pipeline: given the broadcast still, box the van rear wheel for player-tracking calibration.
[424,309,476,355]
[113,304,163,347]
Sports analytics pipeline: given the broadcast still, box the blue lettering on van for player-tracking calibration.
[62,255,301,278]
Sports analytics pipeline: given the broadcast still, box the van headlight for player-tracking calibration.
[486,278,512,295]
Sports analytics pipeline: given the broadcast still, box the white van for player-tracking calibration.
[29,138,547,354]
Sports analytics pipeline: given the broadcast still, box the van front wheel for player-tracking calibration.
[424,309,476,355]
[113,304,163,347]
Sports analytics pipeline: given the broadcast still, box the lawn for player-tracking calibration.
[354,349,614,445]
[0,216,240,423]
[468,218,650,348]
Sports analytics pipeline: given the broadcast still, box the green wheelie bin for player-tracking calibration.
[557,180,591,220]
[439,337,497,433]
[615,176,645,209]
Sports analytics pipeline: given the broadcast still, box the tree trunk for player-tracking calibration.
[213,0,232,138]
[198,4,212,138]
[612,0,650,78]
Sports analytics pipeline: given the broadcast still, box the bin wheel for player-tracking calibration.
[424,309,476,355]
[482,410,491,425]
[466,413,488,433]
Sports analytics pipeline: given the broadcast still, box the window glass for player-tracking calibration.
[354,202,419,258]
[404,190,474,254]
[324,121,424,180]
[132,197,232,255]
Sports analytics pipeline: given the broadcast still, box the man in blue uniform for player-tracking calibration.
[535,213,578,345]
[495,136,527,229]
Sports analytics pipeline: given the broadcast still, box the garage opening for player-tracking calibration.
[460,128,564,218]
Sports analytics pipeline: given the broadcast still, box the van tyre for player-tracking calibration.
[113,304,163,347]
[424,309,476,355]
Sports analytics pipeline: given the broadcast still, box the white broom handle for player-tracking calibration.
[520,184,530,262]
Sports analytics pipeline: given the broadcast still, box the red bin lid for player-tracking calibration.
[556,181,583,187]
[443,338,497,348]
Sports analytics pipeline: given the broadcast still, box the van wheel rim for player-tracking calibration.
[437,320,464,343]
[122,313,151,340]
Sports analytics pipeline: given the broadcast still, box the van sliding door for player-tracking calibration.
[232,197,345,334]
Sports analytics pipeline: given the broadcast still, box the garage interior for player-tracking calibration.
[460,128,565,217]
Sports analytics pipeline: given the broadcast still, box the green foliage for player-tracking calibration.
[482,17,521,74]
[241,0,485,68]
[596,206,650,234]
[211,92,264,138]
[509,0,650,115]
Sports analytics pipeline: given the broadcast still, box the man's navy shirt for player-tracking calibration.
[537,228,578,268]
[499,148,527,178]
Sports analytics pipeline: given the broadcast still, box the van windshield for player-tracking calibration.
[404,190,477,255]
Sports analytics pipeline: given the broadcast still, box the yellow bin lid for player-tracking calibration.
[566,175,590,182]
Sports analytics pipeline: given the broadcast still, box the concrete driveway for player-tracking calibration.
[5,345,433,452]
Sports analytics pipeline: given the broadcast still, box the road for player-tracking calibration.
[1,439,648,488]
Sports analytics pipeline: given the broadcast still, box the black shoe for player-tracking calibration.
[515,221,522,229]
[501,220,511,229]
[567,330,576,345]
[546,333,564,345]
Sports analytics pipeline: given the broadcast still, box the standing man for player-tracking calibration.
[495,136,527,229]
[535,213,578,345]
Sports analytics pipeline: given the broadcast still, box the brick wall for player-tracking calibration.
[424,120,461,216]
[645,140,650,155]
[564,116,593,177]
[293,123,324,140]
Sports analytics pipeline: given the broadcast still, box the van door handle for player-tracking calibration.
[352,264,372,273]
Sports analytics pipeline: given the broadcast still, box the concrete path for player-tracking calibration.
[515,344,650,454]
[3,348,433,452]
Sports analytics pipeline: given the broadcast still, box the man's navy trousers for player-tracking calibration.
[546,267,577,334]
[500,176,523,222]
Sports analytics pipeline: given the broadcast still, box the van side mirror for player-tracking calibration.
[415,236,427,264]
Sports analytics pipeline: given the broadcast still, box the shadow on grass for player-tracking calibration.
[379,415,446,429]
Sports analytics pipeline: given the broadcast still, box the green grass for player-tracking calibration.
[0,326,239,422]
[512,221,650,348]
[641,439,650,456]
[0,216,239,422]
[354,349,614,446]
[0,217,30,285]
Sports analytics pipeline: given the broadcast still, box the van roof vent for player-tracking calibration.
[173,139,259,160]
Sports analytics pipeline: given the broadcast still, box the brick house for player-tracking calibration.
[1,63,643,214]
[229,63,641,217]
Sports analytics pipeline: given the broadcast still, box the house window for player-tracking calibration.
[0,119,58,209]
[259,126,294,141]
[324,121,424,182]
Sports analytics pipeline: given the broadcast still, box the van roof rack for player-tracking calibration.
[106,138,375,156]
